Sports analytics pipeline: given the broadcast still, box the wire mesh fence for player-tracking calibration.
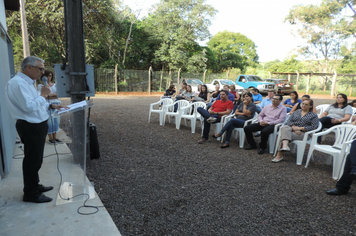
[93,68,356,96]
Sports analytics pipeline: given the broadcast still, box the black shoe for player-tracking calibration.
[220,144,230,148]
[258,148,265,154]
[36,184,53,193]
[326,188,348,195]
[244,145,257,150]
[23,193,53,203]
[349,172,356,181]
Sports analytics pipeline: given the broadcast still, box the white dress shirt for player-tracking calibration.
[5,72,49,123]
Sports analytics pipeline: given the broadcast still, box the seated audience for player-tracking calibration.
[181,85,195,101]
[318,93,352,143]
[213,92,257,148]
[194,84,202,97]
[197,90,234,144]
[216,85,235,102]
[283,91,302,113]
[193,85,209,103]
[244,94,287,154]
[349,99,356,123]
[251,88,262,106]
[229,85,241,105]
[164,84,176,97]
[289,94,316,114]
[256,90,275,113]
[327,140,356,195]
[272,99,319,162]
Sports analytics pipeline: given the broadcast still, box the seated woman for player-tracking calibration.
[182,85,195,101]
[318,93,352,143]
[164,84,176,98]
[229,85,241,105]
[213,92,257,148]
[175,82,187,99]
[349,99,356,123]
[193,85,209,103]
[272,99,319,162]
[289,95,316,114]
[251,88,262,106]
[283,91,302,113]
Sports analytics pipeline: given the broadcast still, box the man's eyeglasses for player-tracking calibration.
[32,66,45,72]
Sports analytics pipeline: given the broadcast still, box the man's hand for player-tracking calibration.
[208,109,215,115]
[40,85,51,98]
[260,121,268,126]
[52,104,69,110]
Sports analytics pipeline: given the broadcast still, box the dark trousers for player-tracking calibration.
[336,140,356,192]
[244,123,275,149]
[197,107,221,139]
[220,118,245,144]
[318,117,340,143]
[16,119,48,195]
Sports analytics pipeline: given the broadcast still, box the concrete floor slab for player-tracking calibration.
[0,143,121,236]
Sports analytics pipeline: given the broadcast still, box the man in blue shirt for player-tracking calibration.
[256,90,275,113]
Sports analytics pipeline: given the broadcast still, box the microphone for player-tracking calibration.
[42,77,48,86]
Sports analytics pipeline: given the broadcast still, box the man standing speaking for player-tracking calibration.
[6,56,65,203]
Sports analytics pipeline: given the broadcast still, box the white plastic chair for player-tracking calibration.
[220,113,258,148]
[273,122,322,165]
[305,124,356,180]
[176,102,206,133]
[316,104,330,118]
[148,98,173,125]
[162,100,190,126]
[336,140,355,180]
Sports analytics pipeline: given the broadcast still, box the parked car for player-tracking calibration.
[264,79,294,95]
[235,75,276,94]
[206,79,244,94]
[182,78,204,93]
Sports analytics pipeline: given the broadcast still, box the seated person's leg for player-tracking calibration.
[244,123,263,148]
[260,125,275,150]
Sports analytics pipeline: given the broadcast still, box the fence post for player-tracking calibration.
[148,66,152,95]
[178,68,181,85]
[114,64,118,95]
[331,69,337,99]
[226,70,229,79]
[288,74,291,82]
[268,71,271,79]
[305,74,310,94]
[203,69,207,83]
[295,71,299,91]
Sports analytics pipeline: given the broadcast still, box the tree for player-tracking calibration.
[207,31,259,73]
[285,1,349,72]
[145,0,217,71]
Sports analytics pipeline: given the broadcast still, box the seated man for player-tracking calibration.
[256,90,276,113]
[326,140,356,195]
[216,85,235,102]
[244,94,287,154]
[197,90,234,144]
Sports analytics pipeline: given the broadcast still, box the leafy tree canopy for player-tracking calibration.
[207,31,259,73]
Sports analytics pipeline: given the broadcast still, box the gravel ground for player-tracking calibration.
[85,96,356,235]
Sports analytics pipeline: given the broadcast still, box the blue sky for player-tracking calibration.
[122,0,322,62]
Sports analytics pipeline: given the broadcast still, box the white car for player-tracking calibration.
[182,78,204,93]
[206,79,244,94]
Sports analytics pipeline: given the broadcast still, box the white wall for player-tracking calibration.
[0,0,17,177]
